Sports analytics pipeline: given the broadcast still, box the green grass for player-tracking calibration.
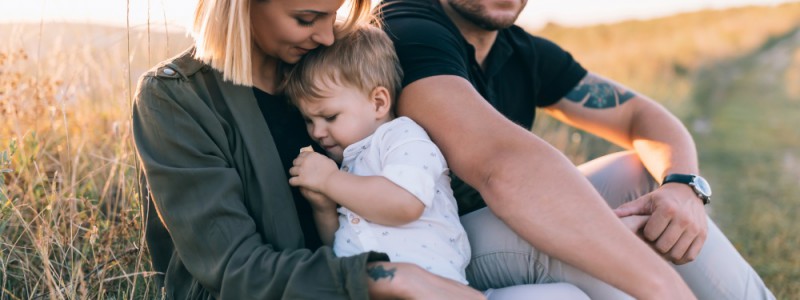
[689,29,800,298]
[530,4,800,297]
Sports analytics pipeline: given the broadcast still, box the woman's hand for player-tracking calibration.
[289,151,338,193]
[366,262,485,300]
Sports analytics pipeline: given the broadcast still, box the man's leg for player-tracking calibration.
[579,151,775,299]
[483,283,590,300]
[462,207,631,299]
[462,151,774,299]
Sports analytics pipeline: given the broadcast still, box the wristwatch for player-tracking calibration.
[662,173,712,205]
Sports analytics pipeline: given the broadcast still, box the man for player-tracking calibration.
[378,0,775,298]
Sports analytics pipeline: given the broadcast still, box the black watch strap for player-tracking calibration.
[662,173,711,205]
[663,174,696,185]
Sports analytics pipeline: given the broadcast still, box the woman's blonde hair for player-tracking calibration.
[191,0,374,86]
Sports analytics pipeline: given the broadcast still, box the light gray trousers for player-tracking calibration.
[463,151,775,299]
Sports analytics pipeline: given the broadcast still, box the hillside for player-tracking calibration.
[531,1,800,163]
[0,22,192,94]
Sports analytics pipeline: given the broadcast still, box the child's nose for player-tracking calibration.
[311,125,327,139]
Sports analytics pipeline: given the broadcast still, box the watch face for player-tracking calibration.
[692,176,712,197]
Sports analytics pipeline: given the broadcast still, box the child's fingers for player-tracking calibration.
[289,166,301,177]
[292,153,309,166]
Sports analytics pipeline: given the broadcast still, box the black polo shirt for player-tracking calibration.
[379,0,588,214]
[379,0,587,129]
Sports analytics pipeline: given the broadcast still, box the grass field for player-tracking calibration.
[533,4,800,297]
[2,2,799,298]
[687,28,800,298]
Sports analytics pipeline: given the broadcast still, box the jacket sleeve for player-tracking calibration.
[132,75,387,299]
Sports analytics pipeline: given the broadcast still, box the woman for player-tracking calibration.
[132,0,484,298]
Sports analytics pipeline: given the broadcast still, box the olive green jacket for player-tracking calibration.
[133,48,386,299]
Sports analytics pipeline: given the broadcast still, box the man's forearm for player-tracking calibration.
[630,97,699,181]
[398,76,694,299]
[481,135,688,298]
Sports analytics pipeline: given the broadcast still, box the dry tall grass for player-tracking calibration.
[1,23,190,298]
[2,2,800,298]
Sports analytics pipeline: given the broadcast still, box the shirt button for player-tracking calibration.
[351,218,360,224]
[162,68,175,75]
[342,166,349,172]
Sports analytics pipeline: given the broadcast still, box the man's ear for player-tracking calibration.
[370,86,393,119]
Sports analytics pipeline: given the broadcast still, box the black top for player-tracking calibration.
[379,0,587,129]
[379,0,588,214]
[254,88,324,249]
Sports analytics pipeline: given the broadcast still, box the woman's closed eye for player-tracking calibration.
[296,17,316,27]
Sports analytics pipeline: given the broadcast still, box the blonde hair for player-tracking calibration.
[191,0,374,86]
[283,24,403,107]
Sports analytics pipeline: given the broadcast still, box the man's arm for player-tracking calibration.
[542,72,708,264]
[397,75,695,299]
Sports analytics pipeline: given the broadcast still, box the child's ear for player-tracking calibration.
[370,86,392,119]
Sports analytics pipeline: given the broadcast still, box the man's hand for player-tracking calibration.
[620,215,649,237]
[289,151,338,194]
[614,184,708,264]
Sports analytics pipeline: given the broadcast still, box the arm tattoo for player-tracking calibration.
[367,265,396,282]
[565,75,635,109]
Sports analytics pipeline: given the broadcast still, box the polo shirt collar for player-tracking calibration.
[481,31,513,78]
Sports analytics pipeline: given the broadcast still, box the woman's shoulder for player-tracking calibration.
[140,47,208,83]
[134,47,214,108]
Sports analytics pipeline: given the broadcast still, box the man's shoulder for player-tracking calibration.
[499,25,576,60]
[379,0,442,20]
[378,0,456,35]
[500,25,554,48]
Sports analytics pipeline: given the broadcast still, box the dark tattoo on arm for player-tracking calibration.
[367,265,396,282]
[565,74,636,109]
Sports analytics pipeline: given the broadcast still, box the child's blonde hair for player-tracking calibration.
[191,0,373,86]
[282,24,403,106]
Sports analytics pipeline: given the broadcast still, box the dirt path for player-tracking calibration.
[689,27,800,297]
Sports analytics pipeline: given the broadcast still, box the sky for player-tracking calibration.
[0,0,798,31]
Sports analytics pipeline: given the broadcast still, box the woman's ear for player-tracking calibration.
[370,86,393,119]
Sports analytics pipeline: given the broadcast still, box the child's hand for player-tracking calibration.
[300,187,338,212]
[289,151,338,193]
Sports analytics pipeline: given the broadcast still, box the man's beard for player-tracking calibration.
[447,0,520,30]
